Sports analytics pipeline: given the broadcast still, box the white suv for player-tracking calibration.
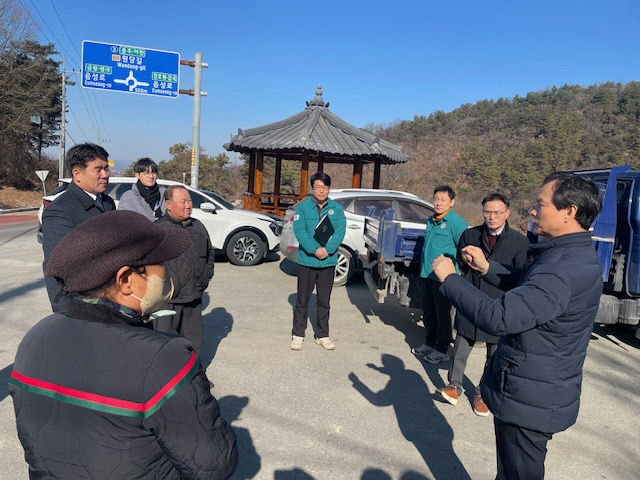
[280,189,434,285]
[38,177,282,266]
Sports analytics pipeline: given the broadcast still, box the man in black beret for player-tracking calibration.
[42,143,115,313]
[10,211,238,479]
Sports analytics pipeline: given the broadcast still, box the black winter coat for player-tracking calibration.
[42,182,116,313]
[441,232,602,433]
[9,299,238,479]
[157,215,215,303]
[454,222,529,343]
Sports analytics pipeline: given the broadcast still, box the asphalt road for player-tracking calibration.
[0,221,639,479]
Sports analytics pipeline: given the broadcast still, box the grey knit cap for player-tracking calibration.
[46,210,191,292]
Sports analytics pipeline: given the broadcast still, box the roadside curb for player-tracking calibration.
[0,207,38,215]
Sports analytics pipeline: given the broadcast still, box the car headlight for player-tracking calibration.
[259,218,282,236]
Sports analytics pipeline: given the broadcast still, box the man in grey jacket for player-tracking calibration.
[118,157,166,221]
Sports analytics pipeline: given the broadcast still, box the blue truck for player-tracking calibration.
[363,166,640,338]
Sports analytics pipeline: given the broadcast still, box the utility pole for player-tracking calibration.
[59,59,66,182]
[179,53,208,190]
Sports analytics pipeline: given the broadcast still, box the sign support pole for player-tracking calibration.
[180,55,208,189]
[60,59,66,183]
[190,53,202,189]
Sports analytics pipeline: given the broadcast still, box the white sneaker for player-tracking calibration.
[290,336,304,351]
[315,337,335,350]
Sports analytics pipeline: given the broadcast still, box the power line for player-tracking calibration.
[65,128,77,145]
[20,0,108,144]
[46,0,112,144]
[69,108,90,141]
[25,0,79,70]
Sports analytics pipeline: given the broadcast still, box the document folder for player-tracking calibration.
[314,214,334,247]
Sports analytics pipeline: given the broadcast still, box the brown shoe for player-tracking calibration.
[473,394,490,417]
[437,384,459,405]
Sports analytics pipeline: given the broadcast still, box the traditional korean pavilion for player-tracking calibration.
[224,86,409,216]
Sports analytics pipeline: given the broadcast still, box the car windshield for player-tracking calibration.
[198,189,235,209]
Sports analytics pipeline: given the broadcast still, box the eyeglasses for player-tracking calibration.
[313,185,329,191]
[139,171,157,176]
[483,210,507,217]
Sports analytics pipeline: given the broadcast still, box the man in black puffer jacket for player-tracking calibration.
[433,173,602,480]
[10,211,237,479]
[156,185,215,354]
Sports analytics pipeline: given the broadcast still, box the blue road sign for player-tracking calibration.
[82,40,180,98]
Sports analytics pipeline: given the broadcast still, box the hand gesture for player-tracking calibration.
[432,255,456,282]
[315,247,328,259]
[461,245,489,274]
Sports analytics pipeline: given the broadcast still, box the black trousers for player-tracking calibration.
[494,418,553,480]
[292,265,335,338]
[422,278,453,353]
[154,297,203,355]
[448,334,498,393]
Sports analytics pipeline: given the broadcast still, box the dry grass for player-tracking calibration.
[0,187,42,209]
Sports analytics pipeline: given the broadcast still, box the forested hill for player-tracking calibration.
[373,82,640,225]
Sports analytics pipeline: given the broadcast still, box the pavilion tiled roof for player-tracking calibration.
[224,86,409,164]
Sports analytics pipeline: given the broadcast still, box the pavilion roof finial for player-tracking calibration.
[306,84,326,107]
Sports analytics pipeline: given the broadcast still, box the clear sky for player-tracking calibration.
[23,0,640,170]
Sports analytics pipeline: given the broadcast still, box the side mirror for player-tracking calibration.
[200,202,217,214]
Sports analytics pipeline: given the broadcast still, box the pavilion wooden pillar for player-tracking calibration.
[255,152,264,212]
[352,161,363,188]
[274,157,282,212]
[373,160,381,189]
[274,157,282,195]
[300,153,309,198]
[247,152,256,194]
[316,159,324,172]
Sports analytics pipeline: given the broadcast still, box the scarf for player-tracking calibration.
[433,209,450,222]
[136,180,161,217]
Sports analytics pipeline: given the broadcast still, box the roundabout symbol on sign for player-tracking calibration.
[113,70,150,92]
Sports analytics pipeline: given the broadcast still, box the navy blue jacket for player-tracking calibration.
[42,182,115,312]
[441,232,602,433]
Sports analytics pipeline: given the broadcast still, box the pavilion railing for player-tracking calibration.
[243,192,302,217]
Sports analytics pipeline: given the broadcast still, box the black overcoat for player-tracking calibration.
[42,181,115,312]
[454,222,528,343]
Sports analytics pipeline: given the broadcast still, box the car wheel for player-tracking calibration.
[226,231,266,266]
[334,246,354,286]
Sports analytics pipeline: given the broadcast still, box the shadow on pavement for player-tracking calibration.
[216,251,281,265]
[349,354,471,480]
[592,323,640,351]
[274,468,315,479]
[345,281,424,344]
[200,307,234,369]
[279,257,298,277]
[0,363,14,402]
[361,468,430,479]
[219,395,261,480]
[272,467,432,479]
[0,277,45,305]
